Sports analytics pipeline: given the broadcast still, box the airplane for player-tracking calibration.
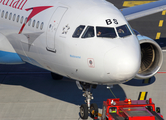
[0,0,165,119]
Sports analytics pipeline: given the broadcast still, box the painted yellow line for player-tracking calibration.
[138,92,148,100]
[123,1,155,7]
[159,20,164,27]
[155,32,161,39]
[162,10,166,15]
[140,92,146,100]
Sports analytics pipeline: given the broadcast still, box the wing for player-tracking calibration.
[121,0,166,21]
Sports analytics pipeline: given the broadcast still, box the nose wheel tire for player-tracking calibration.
[90,103,98,118]
[80,104,88,119]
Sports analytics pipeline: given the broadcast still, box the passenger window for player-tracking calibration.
[13,14,16,21]
[9,13,12,20]
[17,15,20,22]
[96,27,117,38]
[24,17,27,24]
[28,19,31,26]
[40,22,44,30]
[32,20,35,27]
[20,16,24,24]
[5,12,8,19]
[1,10,4,18]
[36,21,39,29]
[72,25,85,38]
[116,24,131,37]
[82,26,94,38]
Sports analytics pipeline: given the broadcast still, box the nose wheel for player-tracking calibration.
[80,104,88,119]
[76,82,98,119]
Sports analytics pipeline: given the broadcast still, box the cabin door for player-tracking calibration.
[46,7,67,52]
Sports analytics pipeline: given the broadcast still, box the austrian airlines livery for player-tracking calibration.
[0,0,166,119]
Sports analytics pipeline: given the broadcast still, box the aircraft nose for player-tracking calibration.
[104,46,141,81]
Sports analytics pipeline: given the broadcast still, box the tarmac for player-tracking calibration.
[0,0,166,120]
[0,55,166,120]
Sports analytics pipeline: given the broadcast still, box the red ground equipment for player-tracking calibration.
[101,98,164,120]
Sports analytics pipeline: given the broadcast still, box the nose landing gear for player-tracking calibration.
[76,81,98,119]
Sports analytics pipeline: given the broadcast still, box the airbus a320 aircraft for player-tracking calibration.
[0,0,166,119]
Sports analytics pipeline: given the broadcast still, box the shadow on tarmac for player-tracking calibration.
[0,63,127,109]
[155,38,166,50]
[123,76,156,86]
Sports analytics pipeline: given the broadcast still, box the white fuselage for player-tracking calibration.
[0,0,141,85]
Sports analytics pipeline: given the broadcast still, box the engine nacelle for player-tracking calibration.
[135,35,163,79]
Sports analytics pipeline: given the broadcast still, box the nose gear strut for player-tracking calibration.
[76,81,98,119]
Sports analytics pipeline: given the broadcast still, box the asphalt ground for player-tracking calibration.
[0,0,166,120]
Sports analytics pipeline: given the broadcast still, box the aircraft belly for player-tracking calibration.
[7,34,29,61]
[7,32,44,68]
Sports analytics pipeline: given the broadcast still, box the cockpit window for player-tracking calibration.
[82,26,94,38]
[116,24,131,37]
[96,27,117,38]
[128,24,135,35]
[72,25,85,38]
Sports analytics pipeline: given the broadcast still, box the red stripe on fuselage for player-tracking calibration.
[19,6,53,34]
[19,23,25,34]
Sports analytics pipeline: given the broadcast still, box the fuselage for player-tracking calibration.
[0,0,141,85]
